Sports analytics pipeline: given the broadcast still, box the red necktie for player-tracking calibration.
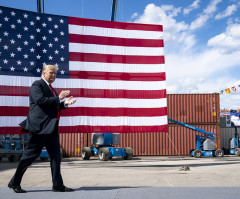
[49,84,60,120]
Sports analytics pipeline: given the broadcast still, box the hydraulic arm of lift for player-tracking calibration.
[168,118,223,158]
[168,118,215,138]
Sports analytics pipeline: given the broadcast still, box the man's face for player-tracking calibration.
[43,69,57,84]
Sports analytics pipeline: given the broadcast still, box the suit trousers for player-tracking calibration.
[10,123,63,187]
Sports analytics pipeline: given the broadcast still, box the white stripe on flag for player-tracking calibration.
[0,75,166,90]
[69,24,163,40]
[0,96,167,108]
[0,116,25,127]
[69,61,165,73]
[0,115,168,127]
[69,43,164,56]
[59,115,168,126]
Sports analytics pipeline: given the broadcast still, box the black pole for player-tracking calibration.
[111,0,118,21]
[37,0,42,13]
[37,0,44,13]
[37,0,39,12]
[39,0,42,13]
[42,0,45,13]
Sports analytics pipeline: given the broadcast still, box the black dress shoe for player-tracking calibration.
[52,185,74,192]
[8,182,27,193]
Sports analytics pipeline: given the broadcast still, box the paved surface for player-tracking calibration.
[1,156,240,198]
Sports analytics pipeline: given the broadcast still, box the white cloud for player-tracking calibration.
[130,12,138,19]
[134,4,184,30]
[215,4,238,19]
[190,0,222,30]
[207,24,240,53]
[221,94,240,109]
[189,14,209,30]
[203,0,222,14]
[134,3,193,52]
[183,0,201,15]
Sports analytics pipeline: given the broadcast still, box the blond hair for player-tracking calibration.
[42,65,59,75]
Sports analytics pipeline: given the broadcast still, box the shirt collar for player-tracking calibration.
[41,77,51,87]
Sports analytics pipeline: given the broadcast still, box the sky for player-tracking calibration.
[0,0,240,110]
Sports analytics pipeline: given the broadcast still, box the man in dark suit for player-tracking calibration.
[8,65,77,193]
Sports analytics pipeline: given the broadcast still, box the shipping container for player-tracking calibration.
[59,94,221,157]
[167,94,220,124]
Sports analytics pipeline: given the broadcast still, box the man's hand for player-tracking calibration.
[59,90,70,100]
[64,96,77,105]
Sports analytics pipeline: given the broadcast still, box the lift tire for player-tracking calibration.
[193,150,202,158]
[235,148,240,156]
[124,147,133,160]
[215,149,224,157]
[98,147,109,161]
[8,155,20,162]
[189,149,194,157]
[82,147,92,160]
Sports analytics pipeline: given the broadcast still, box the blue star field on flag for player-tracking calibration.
[0,6,69,78]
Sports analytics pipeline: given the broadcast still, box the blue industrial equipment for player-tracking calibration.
[0,134,49,162]
[227,127,240,156]
[168,118,224,158]
[81,133,133,161]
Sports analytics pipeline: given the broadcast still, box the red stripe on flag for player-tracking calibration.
[69,71,166,81]
[0,125,168,134]
[0,127,23,134]
[0,106,29,116]
[62,107,167,117]
[59,125,168,133]
[59,88,166,99]
[69,34,164,47]
[69,52,165,64]
[0,86,30,96]
[1,107,167,117]
[68,17,163,32]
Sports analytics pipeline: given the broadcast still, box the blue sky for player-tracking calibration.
[1,0,240,110]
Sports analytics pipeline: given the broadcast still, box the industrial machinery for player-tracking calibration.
[226,127,240,156]
[168,118,224,158]
[228,110,240,156]
[81,133,133,161]
[0,134,49,162]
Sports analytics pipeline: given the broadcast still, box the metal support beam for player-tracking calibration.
[37,0,44,13]
[111,0,118,21]
[42,0,45,13]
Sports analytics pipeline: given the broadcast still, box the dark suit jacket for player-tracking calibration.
[19,78,66,134]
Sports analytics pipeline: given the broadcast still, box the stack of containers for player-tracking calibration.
[59,93,220,157]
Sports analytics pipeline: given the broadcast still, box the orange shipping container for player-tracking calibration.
[167,93,220,124]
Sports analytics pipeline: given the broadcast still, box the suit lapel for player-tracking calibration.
[39,78,54,97]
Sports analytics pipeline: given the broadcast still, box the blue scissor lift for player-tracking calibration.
[81,133,133,161]
[0,134,49,162]
[168,118,224,158]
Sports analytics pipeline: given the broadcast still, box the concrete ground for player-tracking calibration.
[1,156,240,198]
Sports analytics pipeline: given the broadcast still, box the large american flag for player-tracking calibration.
[0,6,167,134]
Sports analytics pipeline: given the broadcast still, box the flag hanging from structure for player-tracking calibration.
[231,86,237,92]
[225,88,231,94]
[0,6,167,134]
